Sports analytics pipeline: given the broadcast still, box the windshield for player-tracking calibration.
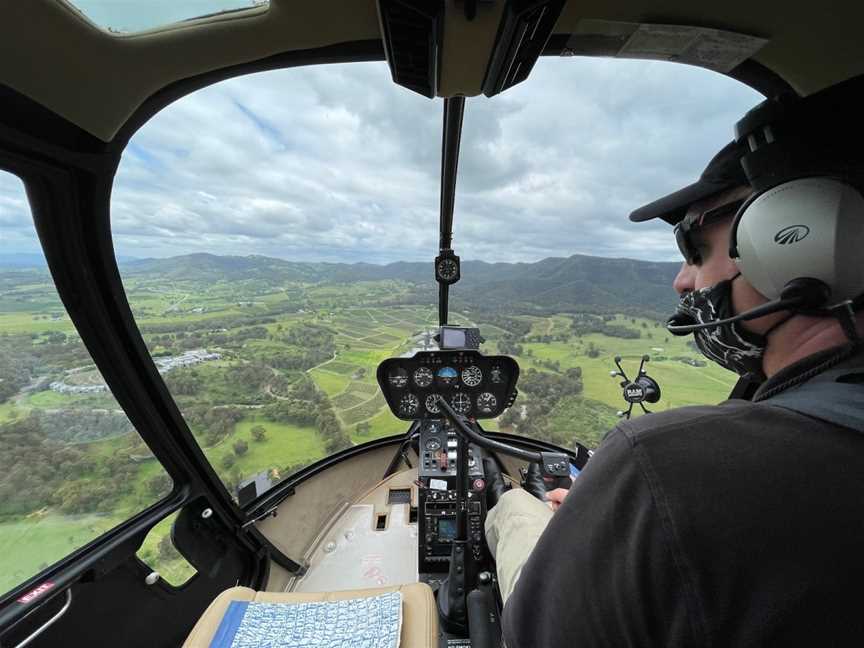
[110,58,760,501]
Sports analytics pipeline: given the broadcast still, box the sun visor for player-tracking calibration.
[377,0,445,98]
[481,0,566,97]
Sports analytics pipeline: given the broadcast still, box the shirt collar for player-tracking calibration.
[754,341,864,402]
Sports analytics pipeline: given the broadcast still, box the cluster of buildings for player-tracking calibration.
[49,349,221,394]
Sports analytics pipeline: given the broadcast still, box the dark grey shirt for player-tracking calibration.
[503,344,864,647]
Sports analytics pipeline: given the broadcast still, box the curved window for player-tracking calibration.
[456,57,761,449]
[0,171,175,596]
[113,58,762,505]
[115,63,439,501]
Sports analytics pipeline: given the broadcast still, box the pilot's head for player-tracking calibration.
[630,78,864,379]
[629,143,776,377]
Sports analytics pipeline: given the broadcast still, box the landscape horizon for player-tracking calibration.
[0,248,732,593]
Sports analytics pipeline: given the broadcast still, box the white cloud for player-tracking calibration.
[1,57,762,264]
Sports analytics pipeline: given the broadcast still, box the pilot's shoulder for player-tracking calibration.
[611,399,760,446]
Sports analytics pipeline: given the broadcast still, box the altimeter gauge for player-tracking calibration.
[399,393,420,417]
[476,392,497,414]
[388,367,408,388]
[425,394,442,414]
[414,366,434,387]
[451,392,471,414]
[461,365,482,387]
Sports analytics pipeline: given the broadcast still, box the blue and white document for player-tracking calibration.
[209,591,402,648]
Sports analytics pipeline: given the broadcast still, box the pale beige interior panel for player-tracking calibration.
[2,0,863,143]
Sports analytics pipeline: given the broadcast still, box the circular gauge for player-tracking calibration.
[476,392,498,414]
[425,437,441,451]
[388,367,408,388]
[436,366,458,386]
[437,258,459,281]
[425,394,442,414]
[461,365,482,387]
[489,365,504,384]
[398,393,420,417]
[413,366,434,387]
[451,393,471,414]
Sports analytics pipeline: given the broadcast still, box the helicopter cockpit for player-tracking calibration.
[1,1,862,647]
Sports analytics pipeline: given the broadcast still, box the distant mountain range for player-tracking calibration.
[1,251,681,316]
[120,253,681,316]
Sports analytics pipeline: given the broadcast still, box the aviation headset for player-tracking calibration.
[669,76,864,339]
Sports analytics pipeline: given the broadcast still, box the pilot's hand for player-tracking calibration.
[545,487,570,512]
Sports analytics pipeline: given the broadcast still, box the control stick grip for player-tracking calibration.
[467,588,499,648]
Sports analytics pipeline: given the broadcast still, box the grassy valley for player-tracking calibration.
[0,253,735,591]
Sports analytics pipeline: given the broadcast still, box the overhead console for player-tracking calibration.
[377,350,519,420]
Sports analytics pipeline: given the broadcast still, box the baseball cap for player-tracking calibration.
[629,141,748,225]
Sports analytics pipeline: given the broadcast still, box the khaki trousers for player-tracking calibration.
[484,489,553,605]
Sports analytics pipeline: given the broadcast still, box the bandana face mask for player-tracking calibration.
[669,275,767,377]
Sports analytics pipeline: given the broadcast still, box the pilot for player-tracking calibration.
[487,78,864,647]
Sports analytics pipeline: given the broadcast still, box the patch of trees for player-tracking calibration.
[497,336,523,356]
[499,367,584,444]
[231,326,269,343]
[355,421,371,437]
[262,398,318,427]
[283,323,335,350]
[165,368,203,396]
[477,313,531,338]
[570,314,640,339]
[184,406,244,447]
[33,409,134,444]
[138,314,277,336]
[265,348,331,372]
[0,343,33,403]
[0,416,147,517]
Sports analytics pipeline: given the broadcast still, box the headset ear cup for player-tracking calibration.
[728,192,759,260]
[732,177,864,302]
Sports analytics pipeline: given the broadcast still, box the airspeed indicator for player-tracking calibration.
[414,367,434,387]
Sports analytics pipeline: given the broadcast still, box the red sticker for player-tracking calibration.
[17,581,55,604]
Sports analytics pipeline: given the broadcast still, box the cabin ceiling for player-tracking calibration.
[1,0,862,142]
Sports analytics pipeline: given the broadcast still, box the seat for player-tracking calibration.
[182,582,438,647]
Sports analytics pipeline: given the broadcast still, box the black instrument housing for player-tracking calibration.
[378,350,519,420]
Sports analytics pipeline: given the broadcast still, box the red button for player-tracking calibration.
[473,479,485,490]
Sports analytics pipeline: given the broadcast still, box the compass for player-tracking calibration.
[435,251,460,285]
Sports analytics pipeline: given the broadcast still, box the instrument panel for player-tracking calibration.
[377,350,519,420]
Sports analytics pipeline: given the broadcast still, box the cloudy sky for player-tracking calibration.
[1,55,761,264]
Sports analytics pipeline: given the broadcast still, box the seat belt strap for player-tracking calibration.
[762,368,864,434]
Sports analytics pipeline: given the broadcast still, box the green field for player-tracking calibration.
[0,269,739,597]
[0,513,122,593]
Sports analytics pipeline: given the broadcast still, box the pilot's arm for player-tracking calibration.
[501,426,696,647]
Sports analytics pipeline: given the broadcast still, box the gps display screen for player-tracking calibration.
[438,516,457,540]
[441,327,466,348]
